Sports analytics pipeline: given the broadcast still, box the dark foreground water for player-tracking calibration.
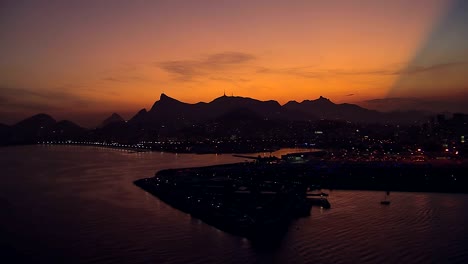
[1,146,467,263]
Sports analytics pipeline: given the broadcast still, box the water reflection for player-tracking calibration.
[0,145,467,263]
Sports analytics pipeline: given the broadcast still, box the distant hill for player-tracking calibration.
[129,93,428,126]
[2,93,438,146]
[283,96,386,122]
[128,93,284,129]
[7,114,85,144]
[14,113,56,130]
[100,113,125,128]
[52,120,86,139]
[11,114,56,143]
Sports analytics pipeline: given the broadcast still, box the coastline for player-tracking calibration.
[134,158,467,239]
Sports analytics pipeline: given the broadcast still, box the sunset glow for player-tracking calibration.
[1,0,467,126]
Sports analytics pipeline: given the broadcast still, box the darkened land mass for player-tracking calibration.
[134,160,328,241]
[1,94,466,155]
[0,93,466,185]
[2,92,466,242]
[134,153,468,240]
[99,113,125,128]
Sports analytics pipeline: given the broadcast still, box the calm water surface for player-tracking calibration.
[1,146,467,263]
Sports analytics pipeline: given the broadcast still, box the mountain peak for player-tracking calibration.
[318,96,330,101]
[150,93,184,111]
[212,94,234,102]
[128,108,148,124]
[100,113,124,128]
[17,113,56,124]
[311,96,334,105]
[160,93,179,102]
[32,113,55,120]
[160,93,169,100]
[13,113,56,129]
[285,100,299,105]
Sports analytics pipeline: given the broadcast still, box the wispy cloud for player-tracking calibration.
[256,66,324,79]
[0,86,87,101]
[257,61,467,79]
[0,86,89,112]
[158,53,466,84]
[360,96,468,113]
[396,61,467,75]
[101,75,148,83]
[209,76,252,88]
[364,97,421,104]
[335,61,467,76]
[328,69,396,76]
[256,65,397,78]
[204,52,255,65]
[159,52,256,81]
[102,77,124,82]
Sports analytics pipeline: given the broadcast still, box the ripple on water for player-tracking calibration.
[1,146,468,264]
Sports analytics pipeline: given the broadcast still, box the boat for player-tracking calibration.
[380,191,391,205]
[306,191,331,209]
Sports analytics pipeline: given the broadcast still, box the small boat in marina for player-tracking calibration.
[381,191,391,205]
[306,191,331,209]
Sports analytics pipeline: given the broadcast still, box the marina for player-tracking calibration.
[134,160,330,240]
[135,151,467,239]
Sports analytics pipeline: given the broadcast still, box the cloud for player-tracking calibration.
[328,61,467,76]
[159,54,466,83]
[360,96,468,113]
[255,65,400,78]
[160,61,199,80]
[101,74,149,83]
[209,76,252,88]
[0,86,89,112]
[256,66,324,79]
[338,61,468,76]
[364,97,421,104]
[262,61,468,79]
[346,93,355,96]
[159,52,256,81]
[396,61,468,75]
[204,52,255,65]
[328,69,396,76]
[0,86,87,101]
[102,77,124,82]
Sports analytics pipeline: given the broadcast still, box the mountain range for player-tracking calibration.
[0,93,436,145]
[127,93,430,126]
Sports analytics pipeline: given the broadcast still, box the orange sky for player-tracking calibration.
[1,0,466,126]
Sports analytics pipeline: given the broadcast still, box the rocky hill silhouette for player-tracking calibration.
[1,94,433,145]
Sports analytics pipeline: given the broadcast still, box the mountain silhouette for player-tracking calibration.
[100,113,125,128]
[284,96,381,122]
[8,94,433,133]
[128,93,427,126]
[14,113,56,130]
[2,94,438,146]
[129,93,284,129]
[52,120,86,139]
[207,94,282,119]
[6,114,85,144]
[130,108,148,124]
